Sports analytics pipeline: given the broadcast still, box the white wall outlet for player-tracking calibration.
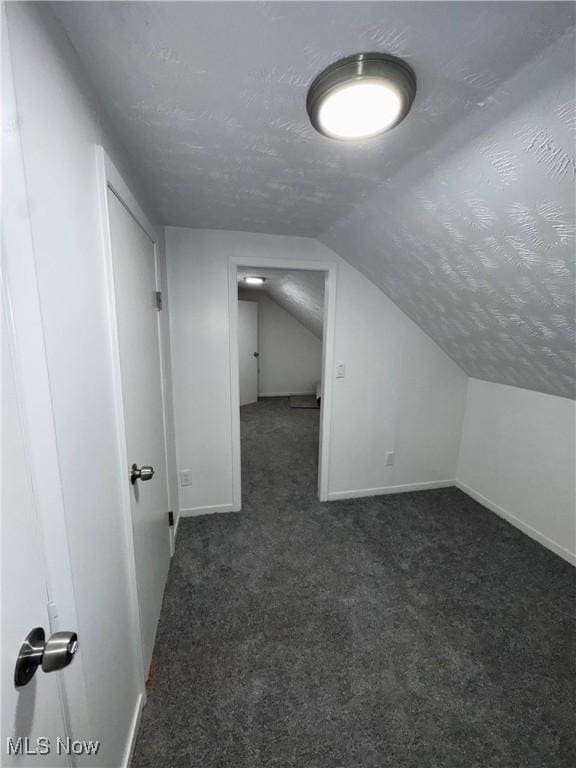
[179,469,193,487]
[385,451,396,467]
[336,362,346,378]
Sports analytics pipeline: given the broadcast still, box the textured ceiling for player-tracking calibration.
[237,268,324,338]
[52,1,575,398]
[321,30,576,399]
[53,1,572,235]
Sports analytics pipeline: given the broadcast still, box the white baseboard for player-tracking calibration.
[327,479,455,501]
[122,691,145,768]
[258,391,316,397]
[455,480,576,567]
[179,503,236,517]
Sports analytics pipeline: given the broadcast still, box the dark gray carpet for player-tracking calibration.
[133,397,575,768]
[290,394,320,409]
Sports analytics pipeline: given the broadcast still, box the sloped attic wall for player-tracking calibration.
[321,31,575,400]
[237,267,324,338]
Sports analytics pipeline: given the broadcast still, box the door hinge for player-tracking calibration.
[168,510,174,527]
[155,291,163,311]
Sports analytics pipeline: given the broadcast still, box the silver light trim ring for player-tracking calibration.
[306,52,417,140]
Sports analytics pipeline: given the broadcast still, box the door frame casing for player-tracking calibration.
[228,257,337,509]
[94,145,174,766]
[95,146,172,740]
[96,151,173,527]
[95,145,149,737]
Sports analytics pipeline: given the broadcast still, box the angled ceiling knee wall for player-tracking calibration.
[238,268,325,339]
[321,31,575,400]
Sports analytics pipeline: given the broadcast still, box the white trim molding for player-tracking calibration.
[121,692,145,768]
[95,145,170,684]
[329,479,575,567]
[180,503,237,517]
[327,480,455,501]
[258,391,317,397]
[228,256,337,510]
[456,481,576,567]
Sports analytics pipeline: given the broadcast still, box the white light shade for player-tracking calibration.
[306,53,416,141]
[244,276,265,285]
[318,81,402,140]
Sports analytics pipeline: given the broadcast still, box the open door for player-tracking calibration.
[2,14,84,762]
[238,300,259,405]
[2,307,72,766]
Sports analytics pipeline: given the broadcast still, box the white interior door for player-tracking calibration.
[107,188,171,676]
[238,300,258,405]
[2,309,70,767]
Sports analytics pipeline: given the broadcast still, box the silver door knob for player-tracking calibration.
[131,464,154,484]
[14,627,78,687]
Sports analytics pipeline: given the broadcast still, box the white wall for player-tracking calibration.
[457,379,576,565]
[238,289,322,396]
[5,4,177,764]
[167,227,468,515]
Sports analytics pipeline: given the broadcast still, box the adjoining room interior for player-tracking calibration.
[3,2,575,768]
[236,267,326,500]
[237,268,325,405]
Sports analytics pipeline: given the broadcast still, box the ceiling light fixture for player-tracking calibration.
[244,276,266,285]
[306,53,416,141]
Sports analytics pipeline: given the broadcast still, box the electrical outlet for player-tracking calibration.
[336,362,346,378]
[385,451,395,467]
[179,469,193,487]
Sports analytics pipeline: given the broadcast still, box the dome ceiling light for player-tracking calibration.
[306,53,417,141]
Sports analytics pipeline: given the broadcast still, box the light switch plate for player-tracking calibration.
[336,362,346,378]
[179,469,193,487]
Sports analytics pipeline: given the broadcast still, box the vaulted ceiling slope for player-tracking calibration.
[237,268,324,339]
[52,2,575,397]
[322,30,576,399]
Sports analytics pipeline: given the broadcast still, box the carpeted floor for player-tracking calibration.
[132,397,575,768]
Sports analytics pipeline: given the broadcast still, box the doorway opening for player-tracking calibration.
[228,259,337,509]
